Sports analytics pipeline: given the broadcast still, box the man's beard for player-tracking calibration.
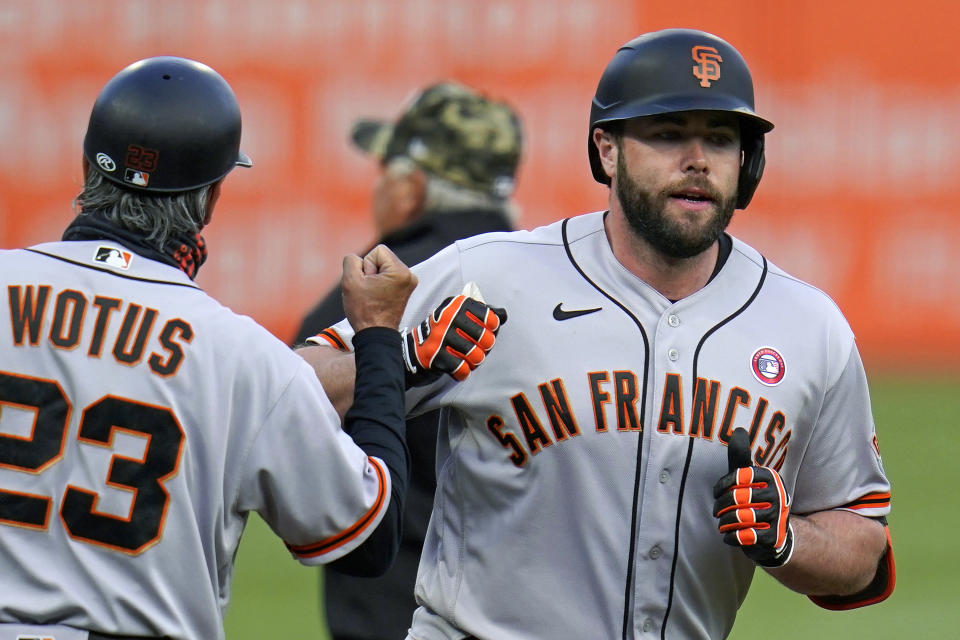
[615,152,737,259]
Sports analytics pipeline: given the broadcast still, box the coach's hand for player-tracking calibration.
[342,244,418,331]
[402,283,507,388]
[713,428,794,568]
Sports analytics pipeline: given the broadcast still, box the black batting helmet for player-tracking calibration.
[588,29,773,209]
[83,56,252,193]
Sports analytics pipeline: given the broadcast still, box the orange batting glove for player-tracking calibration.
[402,293,507,388]
[713,428,794,568]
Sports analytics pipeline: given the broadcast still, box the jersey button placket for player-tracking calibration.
[666,313,681,361]
[640,311,679,638]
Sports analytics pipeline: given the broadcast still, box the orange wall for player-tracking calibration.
[1,0,957,371]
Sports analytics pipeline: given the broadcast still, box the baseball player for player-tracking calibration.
[301,29,894,640]
[0,57,502,640]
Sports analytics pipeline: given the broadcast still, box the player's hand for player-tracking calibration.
[402,282,507,387]
[713,427,794,568]
[341,244,418,331]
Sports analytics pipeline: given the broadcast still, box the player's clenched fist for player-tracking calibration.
[341,244,418,331]
[713,428,794,568]
[403,283,507,387]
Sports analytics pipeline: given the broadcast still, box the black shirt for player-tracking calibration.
[294,208,513,640]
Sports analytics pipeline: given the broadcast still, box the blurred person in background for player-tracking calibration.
[293,81,524,640]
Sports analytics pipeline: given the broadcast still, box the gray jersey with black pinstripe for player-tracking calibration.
[0,241,390,640]
[325,210,890,640]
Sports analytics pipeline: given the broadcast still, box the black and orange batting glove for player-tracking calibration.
[402,292,507,388]
[713,428,794,568]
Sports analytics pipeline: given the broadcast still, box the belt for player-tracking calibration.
[90,634,168,640]
[0,624,167,640]
[90,634,169,640]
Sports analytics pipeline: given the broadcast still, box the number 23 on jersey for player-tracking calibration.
[0,370,184,554]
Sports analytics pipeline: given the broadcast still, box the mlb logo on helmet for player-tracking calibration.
[124,168,149,187]
[751,347,785,386]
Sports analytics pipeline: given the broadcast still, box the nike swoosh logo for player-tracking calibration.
[553,303,602,321]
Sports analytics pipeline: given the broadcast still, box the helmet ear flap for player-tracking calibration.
[736,135,765,209]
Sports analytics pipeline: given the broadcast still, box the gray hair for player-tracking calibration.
[385,157,519,222]
[75,171,212,247]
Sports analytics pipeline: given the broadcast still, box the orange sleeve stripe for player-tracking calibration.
[312,328,349,351]
[841,492,891,511]
[285,457,389,558]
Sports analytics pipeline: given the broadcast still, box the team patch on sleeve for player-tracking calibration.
[284,457,388,560]
[305,327,349,351]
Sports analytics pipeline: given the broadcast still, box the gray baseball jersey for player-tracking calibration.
[324,211,891,640]
[0,241,391,640]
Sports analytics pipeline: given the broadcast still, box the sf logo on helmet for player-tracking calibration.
[692,45,723,87]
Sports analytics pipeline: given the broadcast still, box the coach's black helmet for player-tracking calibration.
[83,56,252,193]
[589,28,774,209]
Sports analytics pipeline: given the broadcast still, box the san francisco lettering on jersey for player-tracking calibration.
[486,370,791,468]
[7,284,192,377]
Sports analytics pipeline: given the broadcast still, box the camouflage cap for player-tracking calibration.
[350,82,523,197]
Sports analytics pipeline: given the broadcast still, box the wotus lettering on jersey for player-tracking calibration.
[486,372,791,467]
[7,285,191,377]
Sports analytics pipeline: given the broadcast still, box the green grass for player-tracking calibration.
[223,516,326,639]
[223,375,959,639]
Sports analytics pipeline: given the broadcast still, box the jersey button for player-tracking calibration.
[667,314,680,327]
[649,545,662,559]
[667,348,679,361]
[642,618,654,633]
[659,470,670,483]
